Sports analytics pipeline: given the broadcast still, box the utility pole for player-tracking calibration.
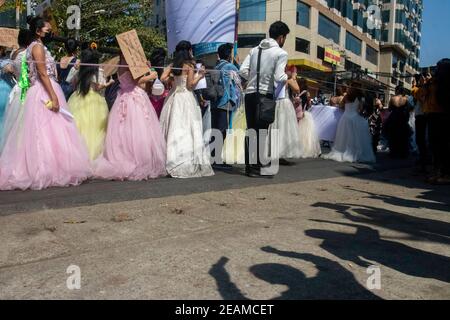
[15,0,20,28]
[75,0,81,40]
[27,0,32,16]
[333,63,337,96]
[279,0,283,20]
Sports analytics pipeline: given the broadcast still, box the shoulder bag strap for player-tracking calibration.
[256,48,262,94]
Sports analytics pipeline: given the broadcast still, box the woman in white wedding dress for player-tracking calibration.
[159,43,214,178]
[323,84,376,163]
[295,78,321,158]
[270,66,301,161]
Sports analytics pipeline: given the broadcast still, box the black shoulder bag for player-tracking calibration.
[255,48,276,125]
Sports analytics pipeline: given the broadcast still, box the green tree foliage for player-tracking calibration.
[52,0,165,55]
[1,1,166,56]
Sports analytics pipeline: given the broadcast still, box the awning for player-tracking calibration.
[288,59,331,72]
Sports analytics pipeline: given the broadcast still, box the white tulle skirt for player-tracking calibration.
[270,98,301,159]
[298,111,321,158]
[310,104,344,142]
[0,85,24,153]
[222,103,246,165]
[323,111,376,163]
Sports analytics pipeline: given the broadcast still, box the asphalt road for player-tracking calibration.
[0,151,414,216]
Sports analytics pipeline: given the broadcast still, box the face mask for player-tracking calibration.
[42,32,53,44]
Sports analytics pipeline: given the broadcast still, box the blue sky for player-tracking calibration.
[420,0,450,67]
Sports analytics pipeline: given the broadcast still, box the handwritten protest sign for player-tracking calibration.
[0,28,19,49]
[116,30,148,79]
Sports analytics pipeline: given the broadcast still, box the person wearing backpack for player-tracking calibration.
[210,43,240,170]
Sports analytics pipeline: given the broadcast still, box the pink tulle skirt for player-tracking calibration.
[0,79,92,190]
[93,87,167,181]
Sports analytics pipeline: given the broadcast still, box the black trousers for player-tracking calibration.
[415,114,428,168]
[428,112,450,176]
[244,93,272,172]
[210,108,231,161]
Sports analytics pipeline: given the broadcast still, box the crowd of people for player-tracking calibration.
[0,17,449,191]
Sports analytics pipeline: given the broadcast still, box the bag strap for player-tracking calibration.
[256,47,262,94]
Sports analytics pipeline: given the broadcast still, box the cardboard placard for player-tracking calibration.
[116,30,148,79]
[101,56,120,78]
[0,28,19,49]
[0,0,6,8]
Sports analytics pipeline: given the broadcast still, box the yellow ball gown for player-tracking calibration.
[222,101,247,165]
[68,89,109,160]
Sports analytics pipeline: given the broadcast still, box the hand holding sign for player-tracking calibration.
[0,28,19,49]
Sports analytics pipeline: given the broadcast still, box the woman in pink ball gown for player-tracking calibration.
[93,55,167,181]
[0,16,91,191]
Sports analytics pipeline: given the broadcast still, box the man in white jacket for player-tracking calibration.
[240,21,289,177]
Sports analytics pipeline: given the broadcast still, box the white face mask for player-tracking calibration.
[152,79,165,96]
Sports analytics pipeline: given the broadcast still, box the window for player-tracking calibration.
[238,34,265,48]
[382,10,390,23]
[318,13,340,44]
[295,38,310,54]
[382,30,389,42]
[345,59,361,71]
[239,0,266,21]
[345,31,362,56]
[366,45,378,65]
[317,46,325,60]
[296,1,310,28]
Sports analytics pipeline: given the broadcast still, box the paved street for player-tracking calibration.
[0,154,449,299]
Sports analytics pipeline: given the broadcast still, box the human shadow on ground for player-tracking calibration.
[304,221,450,283]
[312,201,450,245]
[208,252,381,300]
[342,186,450,213]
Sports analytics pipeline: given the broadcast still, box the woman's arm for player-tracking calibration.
[287,77,300,95]
[160,64,173,84]
[33,44,59,112]
[137,70,158,86]
[186,63,205,90]
[2,62,15,75]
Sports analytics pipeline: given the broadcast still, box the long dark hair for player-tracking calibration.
[65,38,78,56]
[345,82,364,103]
[0,46,6,58]
[76,48,100,96]
[175,40,192,54]
[150,47,167,78]
[26,15,48,40]
[172,49,192,76]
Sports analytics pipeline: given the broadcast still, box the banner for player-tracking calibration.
[166,0,236,56]
[0,28,19,49]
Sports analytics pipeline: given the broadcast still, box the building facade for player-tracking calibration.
[148,0,166,34]
[148,0,423,94]
[238,0,383,85]
[379,0,423,91]
[237,0,422,94]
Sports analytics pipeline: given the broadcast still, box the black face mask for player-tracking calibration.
[42,32,53,44]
